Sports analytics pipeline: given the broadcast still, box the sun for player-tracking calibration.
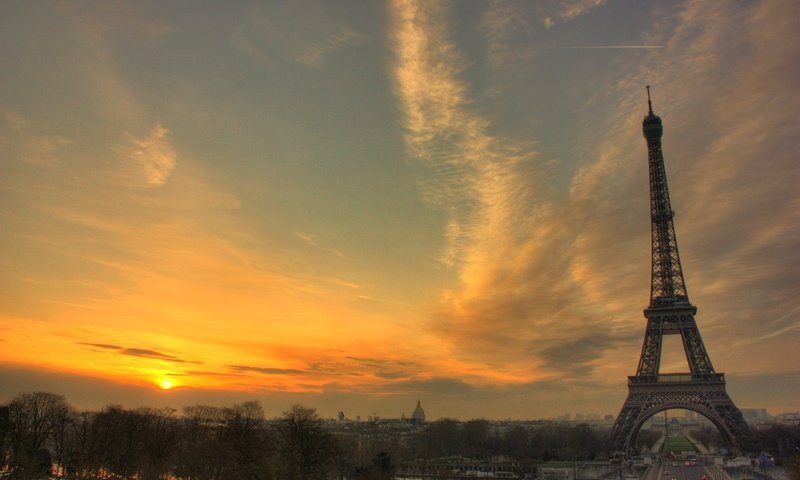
[157,378,175,390]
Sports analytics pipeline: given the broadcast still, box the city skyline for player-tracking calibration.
[1,1,799,420]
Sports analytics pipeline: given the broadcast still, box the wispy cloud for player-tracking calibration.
[52,1,171,42]
[2,0,797,418]
[77,342,122,350]
[391,0,800,387]
[294,231,344,258]
[547,45,663,49]
[536,333,618,377]
[390,0,539,269]
[121,347,186,363]
[379,377,474,396]
[227,364,305,376]
[233,1,367,68]
[390,0,595,377]
[0,109,71,166]
[48,2,164,126]
[77,342,199,364]
[542,0,800,377]
[2,102,386,390]
[541,0,606,29]
[125,123,176,187]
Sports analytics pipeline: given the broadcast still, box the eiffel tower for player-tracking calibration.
[607,87,757,455]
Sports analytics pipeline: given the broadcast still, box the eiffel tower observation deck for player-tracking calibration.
[607,87,758,456]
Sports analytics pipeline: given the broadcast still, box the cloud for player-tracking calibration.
[227,364,306,376]
[480,2,535,70]
[565,0,800,381]
[0,109,71,166]
[294,231,344,258]
[536,0,606,29]
[375,370,412,380]
[76,342,122,350]
[390,0,541,269]
[536,334,618,376]
[125,123,176,187]
[77,342,199,364]
[726,371,800,410]
[233,1,367,68]
[390,0,602,378]
[481,0,606,33]
[2,0,797,420]
[484,0,606,31]
[375,377,475,397]
[566,0,800,368]
[346,356,388,367]
[389,0,800,392]
[52,1,171,42]
[121,348,186,363]
[556,0,606,22]
[46,2,164,126]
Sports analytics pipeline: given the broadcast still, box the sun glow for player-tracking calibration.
[158,378,174,390]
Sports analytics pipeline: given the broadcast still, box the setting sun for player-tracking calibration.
[0,0,797,422]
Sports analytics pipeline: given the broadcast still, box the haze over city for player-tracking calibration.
[1,0,798,421]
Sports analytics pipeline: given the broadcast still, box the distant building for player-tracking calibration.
[740,408,771,423]
[411,400,426,425]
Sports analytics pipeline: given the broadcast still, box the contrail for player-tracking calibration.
[548,45,664,49]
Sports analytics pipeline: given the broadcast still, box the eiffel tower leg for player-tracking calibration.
[608,378,758,456]
[705,390,759,453]
[608,393,644,454]
[608,400,641,455]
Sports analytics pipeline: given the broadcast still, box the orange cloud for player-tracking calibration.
[125,123,176,187]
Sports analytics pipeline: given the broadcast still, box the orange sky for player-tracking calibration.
[1,0,799,420]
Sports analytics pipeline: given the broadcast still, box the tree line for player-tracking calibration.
[0,392,339,480]
[414,418,607,461]
[0,392,611,479]
[3,391,798,480]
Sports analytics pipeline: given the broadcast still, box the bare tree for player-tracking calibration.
[175,405,231,480]
[786,453,800,480]
[420,418,462,458]
[0,404,10,472]
[48,400,76,476]
[274,404,336,480]
[67,410,103,478]
[6,391,70,477]
[463,419,491,458]
[225,401,272,480]
[503,424,529,460]
[135,407,179,480]
[92,404,148,478]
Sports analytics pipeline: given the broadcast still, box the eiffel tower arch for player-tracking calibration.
[607,87,757,456]
[608,374,755,455]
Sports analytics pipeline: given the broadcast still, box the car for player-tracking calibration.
[665,471,671,476]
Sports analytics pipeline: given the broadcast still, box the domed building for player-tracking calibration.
[411,400,426,425]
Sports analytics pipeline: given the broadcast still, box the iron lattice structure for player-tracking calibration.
[607,87,757,455]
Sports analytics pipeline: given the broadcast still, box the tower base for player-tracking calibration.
[607,374,757,455]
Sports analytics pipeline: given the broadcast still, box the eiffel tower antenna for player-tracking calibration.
[607,86,757,455]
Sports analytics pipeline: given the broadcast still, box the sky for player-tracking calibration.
[1,0,799,421]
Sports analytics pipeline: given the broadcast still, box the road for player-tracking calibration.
[646,460,711,480]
